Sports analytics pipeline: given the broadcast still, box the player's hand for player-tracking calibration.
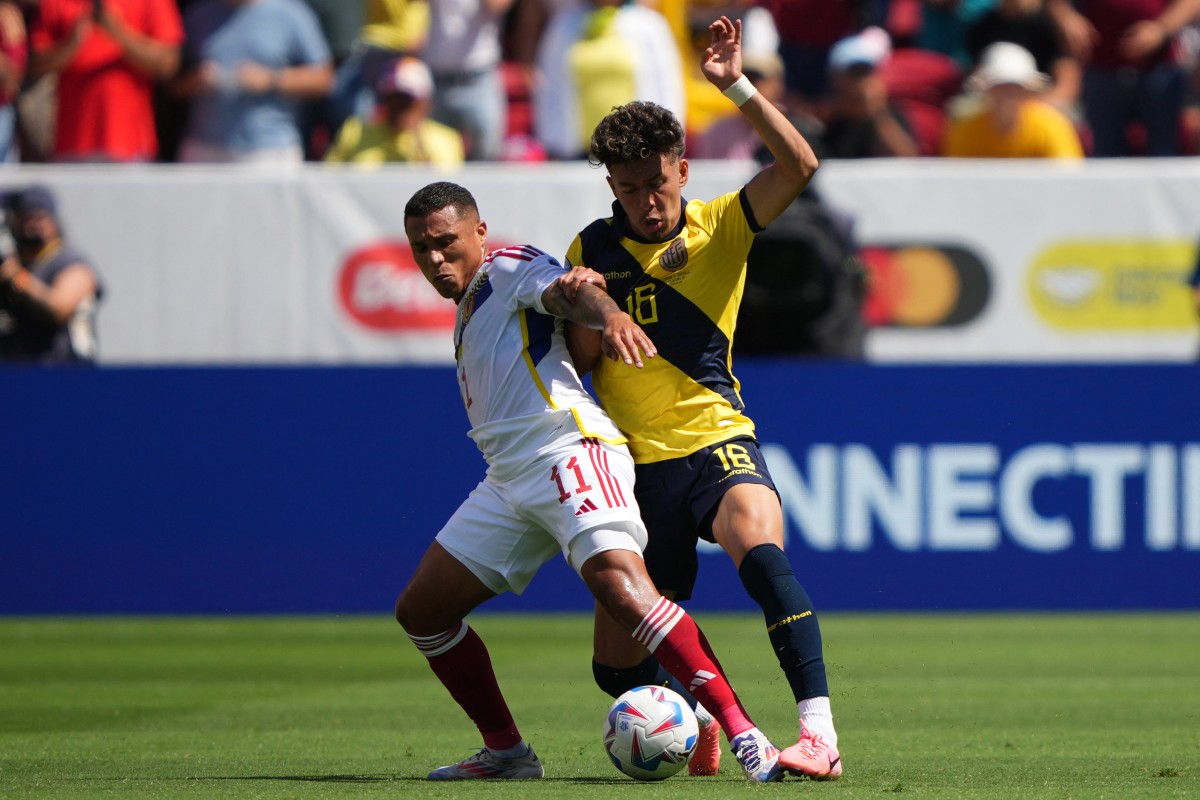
[702,16,742,90]
[600,311,656,368]
[558,266,607,304]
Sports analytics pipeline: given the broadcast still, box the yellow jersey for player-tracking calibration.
[566,188,760,464]
[324,118,464,166]
[942,100,1084,159]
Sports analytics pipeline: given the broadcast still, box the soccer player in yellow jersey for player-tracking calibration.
[561,15,842,781]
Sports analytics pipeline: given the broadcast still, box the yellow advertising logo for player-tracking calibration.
[1029,240,1196,330]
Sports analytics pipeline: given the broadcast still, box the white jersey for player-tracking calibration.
[453,245,625,478]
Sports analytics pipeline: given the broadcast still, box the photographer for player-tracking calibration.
[0,185,102,364]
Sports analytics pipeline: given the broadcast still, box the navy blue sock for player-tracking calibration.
[592,655,700,711]
[738,543,829,701]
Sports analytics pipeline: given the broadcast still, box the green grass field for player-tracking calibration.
[2,613,1198,799]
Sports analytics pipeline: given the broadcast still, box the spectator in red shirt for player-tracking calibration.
[29,0,182,162]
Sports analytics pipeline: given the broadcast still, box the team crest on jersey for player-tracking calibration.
[660,238,688,272]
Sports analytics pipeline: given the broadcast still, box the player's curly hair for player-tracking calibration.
[588,101,685,169]
[405,181,479,221]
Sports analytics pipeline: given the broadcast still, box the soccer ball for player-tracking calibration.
[602,685,699,781]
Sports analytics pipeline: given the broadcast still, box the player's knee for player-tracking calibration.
[394,591,418,632]
[393,594,407,628]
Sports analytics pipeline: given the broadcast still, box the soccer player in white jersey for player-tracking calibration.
[393,181,788,782]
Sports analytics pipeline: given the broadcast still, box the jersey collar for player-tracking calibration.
[610,199,687,244]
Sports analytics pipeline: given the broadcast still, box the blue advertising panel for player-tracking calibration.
[1,364,1197,613]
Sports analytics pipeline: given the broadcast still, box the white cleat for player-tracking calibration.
[427,746,545,780]
[730,728,783,783]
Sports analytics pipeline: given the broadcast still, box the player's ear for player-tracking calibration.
[678,158,689,188]
[476,218,487,243]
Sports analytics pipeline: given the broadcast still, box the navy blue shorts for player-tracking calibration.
[633,437,779,601]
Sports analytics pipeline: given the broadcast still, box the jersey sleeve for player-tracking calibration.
[489,248,567,314]
[698,188,756,259]
[523,253,568,315]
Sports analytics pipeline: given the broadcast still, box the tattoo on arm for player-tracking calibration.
[543,281,617,328]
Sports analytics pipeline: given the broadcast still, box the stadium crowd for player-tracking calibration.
[1,0,1199,165]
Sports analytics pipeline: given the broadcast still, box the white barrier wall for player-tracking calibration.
[4,159,1198,364]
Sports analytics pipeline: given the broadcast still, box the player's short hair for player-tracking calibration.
[404,181,479,222]
[588,101,685,169]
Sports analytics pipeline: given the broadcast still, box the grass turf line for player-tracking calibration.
[1,613,1198,799]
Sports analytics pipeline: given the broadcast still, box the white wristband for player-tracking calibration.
[722,75,758,107]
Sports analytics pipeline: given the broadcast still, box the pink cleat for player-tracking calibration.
[688,718,722,776]
[778,726,842,780]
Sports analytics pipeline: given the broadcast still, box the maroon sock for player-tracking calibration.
[409,622,523,751]
[632,597,755,738]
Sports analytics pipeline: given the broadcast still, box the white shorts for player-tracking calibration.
[436,435,647,595]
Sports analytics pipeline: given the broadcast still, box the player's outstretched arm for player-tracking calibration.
[543,282,656,368]
[702,15,818,228]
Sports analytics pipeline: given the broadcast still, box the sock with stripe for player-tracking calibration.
[408,621,523,752]
[633,596,754,739]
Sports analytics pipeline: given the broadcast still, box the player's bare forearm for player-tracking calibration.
[702,16,818,227]
[543,283,656,367]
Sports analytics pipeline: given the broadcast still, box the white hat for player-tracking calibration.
[967,42,1050,92]
[375,56,434,100]
[828,26,892,71]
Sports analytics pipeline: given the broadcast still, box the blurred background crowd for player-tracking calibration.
[3,0,1200,167]
[3,0,1200,366]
